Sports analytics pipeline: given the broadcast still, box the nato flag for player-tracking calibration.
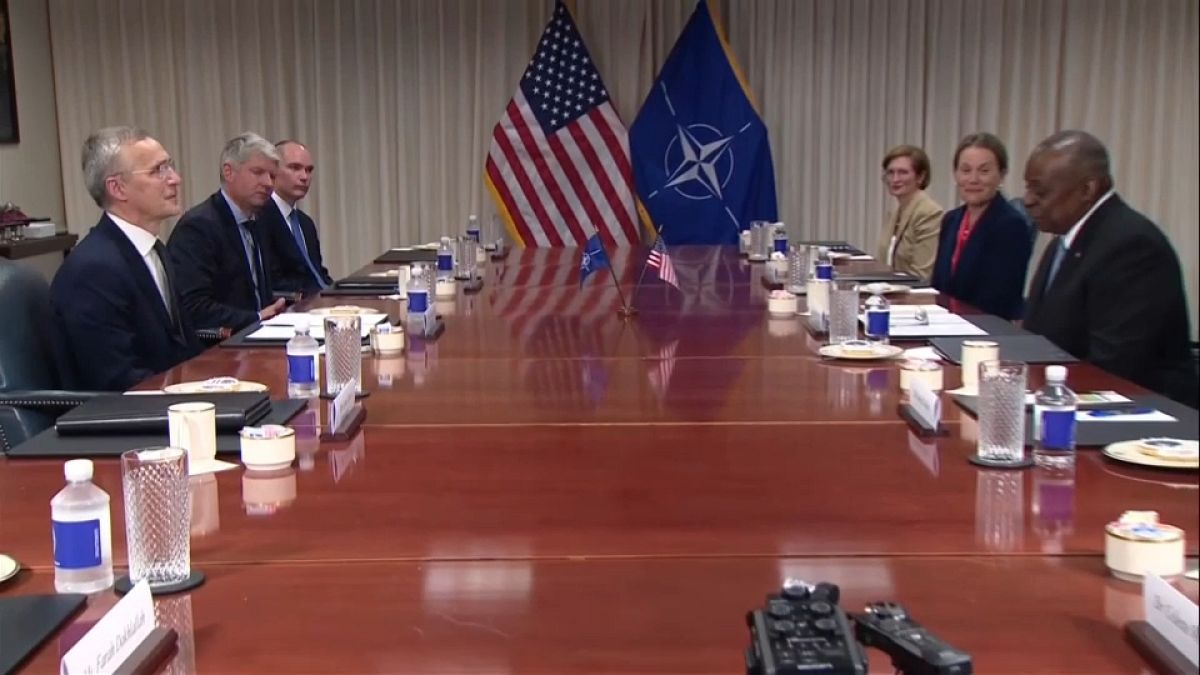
[579,233,611,287]
[630,0,778,245]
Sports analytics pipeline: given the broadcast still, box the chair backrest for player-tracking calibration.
[0,259,65,391]
[1009,196,1037,246]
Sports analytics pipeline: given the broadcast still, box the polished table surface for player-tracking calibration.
[2,245,1197,673]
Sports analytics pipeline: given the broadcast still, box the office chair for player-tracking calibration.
[0,259,102,452]
[1009,196,1037,246]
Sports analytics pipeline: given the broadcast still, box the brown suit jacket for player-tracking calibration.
[875,190,943,283]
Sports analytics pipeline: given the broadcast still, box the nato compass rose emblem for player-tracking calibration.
[645,82,756,227]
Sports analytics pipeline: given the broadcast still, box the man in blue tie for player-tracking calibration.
[1023,130,1195,406]
[169,132,288,330]
[260,140,333,294]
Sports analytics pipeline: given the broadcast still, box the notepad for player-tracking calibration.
[251,313,387,340]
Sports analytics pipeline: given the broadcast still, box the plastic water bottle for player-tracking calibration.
[407,264,433,336]
[772,223,788,254]
[51,459,113,593]
[286,319,320,398]
[466,215,481,243]
[436,237,454,280]
[1033,365,1077,468]
[864,291,890,345]
[814,246,834,280]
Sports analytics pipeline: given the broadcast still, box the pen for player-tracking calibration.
[1085,408,1156,417]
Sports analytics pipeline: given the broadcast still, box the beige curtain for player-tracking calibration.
[48,0,1198,332]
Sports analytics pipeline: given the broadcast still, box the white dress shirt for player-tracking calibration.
[108,213,170,312]
[1062,189,1116,249]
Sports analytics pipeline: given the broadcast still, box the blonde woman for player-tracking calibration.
[876,145,943,282]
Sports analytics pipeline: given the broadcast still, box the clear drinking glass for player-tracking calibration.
[749,221,767,260]
[827,285,860,345]
[122,447,190,588]
[455,237,477,280]
[323,314,363,396]
[787,245,809,289]
[977,360,1028,465]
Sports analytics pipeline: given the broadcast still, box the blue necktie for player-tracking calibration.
[1043,237,1068,294]
[289,210,327,289]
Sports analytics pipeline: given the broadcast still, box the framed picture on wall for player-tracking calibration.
[0,0,17,144]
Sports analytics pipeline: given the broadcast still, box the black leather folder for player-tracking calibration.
[793,240,867,256]
[333,275,400,291]
[373,247,438,264]
[834,270,923,284]
[951,393,1199,446]
[0,594,87,674]
[9,399,307,457]
[54,392,271,435]
[932,333,1078,364]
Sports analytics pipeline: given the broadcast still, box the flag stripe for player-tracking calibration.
[577,111,639,243]
[508,96,588,246]
[563,118,635,246]
[485,158,537,247]
[546,129,618,250]
[586,107,641,243]
[490,123,561,247]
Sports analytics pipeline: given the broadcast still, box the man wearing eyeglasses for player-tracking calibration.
[168,131,288,330]
[50,126,203,390]
[259,140,333,294]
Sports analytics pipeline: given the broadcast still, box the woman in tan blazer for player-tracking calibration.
[875,145,944,282]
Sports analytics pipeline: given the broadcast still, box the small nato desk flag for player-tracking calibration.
[630,0,778,245]
[579,233,611,287]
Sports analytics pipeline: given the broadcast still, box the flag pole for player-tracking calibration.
[629,222,666,310]
[608,257,636,319]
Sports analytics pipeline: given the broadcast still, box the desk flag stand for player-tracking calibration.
[628,223,674,315]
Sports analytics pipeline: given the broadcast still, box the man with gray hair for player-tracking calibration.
[168,131,288,330]
[1023,130,1195,406]
[50,126,202,390]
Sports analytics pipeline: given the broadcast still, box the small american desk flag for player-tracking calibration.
[647,238,679,289]
[484,1,640,248]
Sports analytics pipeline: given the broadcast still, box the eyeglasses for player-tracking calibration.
[121,159,178,180]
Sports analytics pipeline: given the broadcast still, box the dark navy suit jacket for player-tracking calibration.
[1024,195,1196,406]
[931,193,1032,320]
[50,215,202,391]
[259,198,332,293]
[168,191,274,330]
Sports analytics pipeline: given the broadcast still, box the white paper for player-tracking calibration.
[188,458,240,476]
[909,379,941,430]
[889,320,987,338]
[251,313,387,340]
[61,580,155,675]
[1143,573,1199,667]
[902,346,943,361]
[848,254,874,261]
[907,287,940,295]
[1077,410,1178,423]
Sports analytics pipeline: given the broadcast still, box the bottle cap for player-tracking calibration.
[1045,365,1067,382]
[294,316,311,333]
[64,458,94,482]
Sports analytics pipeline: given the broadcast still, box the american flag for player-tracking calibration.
[484,1,640,248]
[647,237,679,288]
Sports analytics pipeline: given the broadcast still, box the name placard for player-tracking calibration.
[331,379,356,432]
[1144,573,1199,667]
[909,379,942,431]
[61,580,155,675]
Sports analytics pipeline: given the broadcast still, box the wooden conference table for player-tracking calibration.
[1,245,1196,673]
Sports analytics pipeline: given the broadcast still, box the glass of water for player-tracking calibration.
[827,284,860,345]
[787,245,809,289]
[455,237,477,281]
[976,360,1029,466]
[122,447,190,588]
[323,314,363,396]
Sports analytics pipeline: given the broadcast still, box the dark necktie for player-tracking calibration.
[239,220,266,308]
[289,210,327,289]
[152,240,183,336]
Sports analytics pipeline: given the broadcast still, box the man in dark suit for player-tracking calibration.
[168,132,287,330]
[51,127,202,390]
[260,140,333,293]
[1023,130,1196,406]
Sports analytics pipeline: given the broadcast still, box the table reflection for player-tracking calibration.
[242,468,298,516]
[1032,464,1075,553]
[188,474,220,538]
[975,470,1025,552]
